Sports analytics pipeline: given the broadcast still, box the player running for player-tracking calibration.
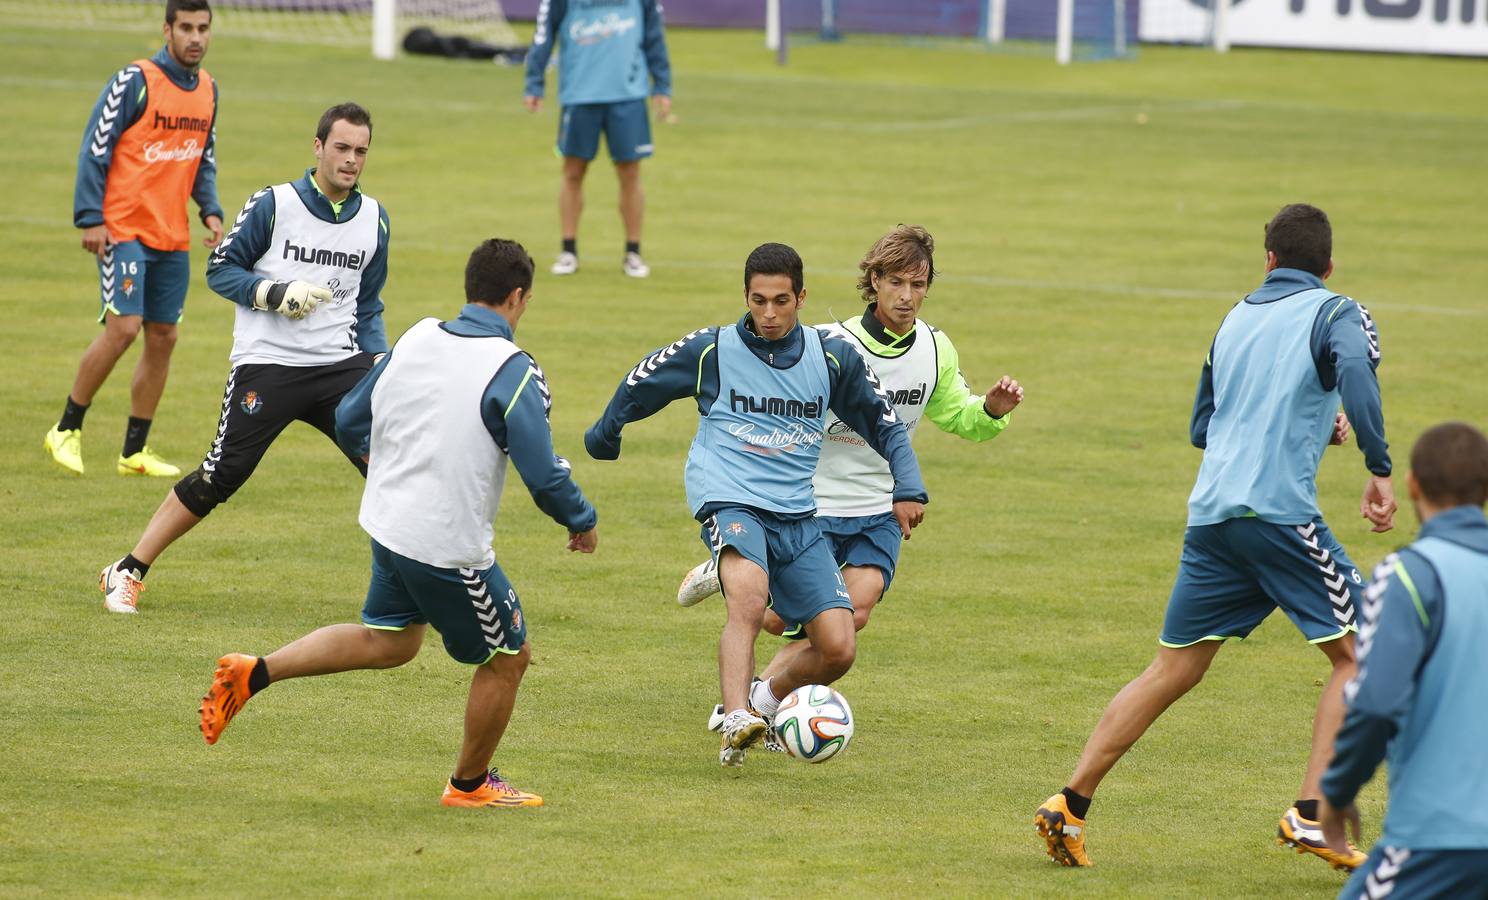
[1320,422,1488,899]
[675,226,1023,737]
[1034,203,1395,870]
[98,103,390,614]
[585,242,927,767]
[45,0,224,477]
[199,238,597,809]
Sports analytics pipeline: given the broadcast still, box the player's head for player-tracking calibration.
[313,103,373,196]
[466,238,535,323]
[858,225,935,336]
[163,0,211,69]
[1264,203,1332,278]
[743,243,805,341]
[1408,422,1488,518]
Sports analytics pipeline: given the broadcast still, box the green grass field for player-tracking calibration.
[2,19,1486,897]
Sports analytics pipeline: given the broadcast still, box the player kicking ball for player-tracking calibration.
[675,226,1023,743]
[199,239,598,808]
[584,242,927,767]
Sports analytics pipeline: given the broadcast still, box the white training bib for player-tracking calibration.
[813,319,937,517]
[230,182,381,366]
[359,318,521,570]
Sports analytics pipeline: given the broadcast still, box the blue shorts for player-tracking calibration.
[1340,845,1488,900]
[557,99,653,162]
[361,540,527,665]
[701,507,853,635]
[98,240,189,324]
[1160,516,1363,647]
[818,513,902,594]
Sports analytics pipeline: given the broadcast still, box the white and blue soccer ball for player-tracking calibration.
[773,684,853,763]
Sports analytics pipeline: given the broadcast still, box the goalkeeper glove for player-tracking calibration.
[253,280,332,320]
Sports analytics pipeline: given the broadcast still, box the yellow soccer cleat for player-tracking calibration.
[44,426,84,475]
[441,770,543,808]
[1278,806,1368,871]
[1035,793,1092,867]
[117,447,181,477]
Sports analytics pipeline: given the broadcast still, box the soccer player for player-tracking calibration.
[1319,422,1488,898]
[675,226,1023,725]
[523,0,672,278]
[97,103,390,614]
[199,238,597,809]
[44,0,224,478]
[1034,203,1396,869]
[585,242,928,767]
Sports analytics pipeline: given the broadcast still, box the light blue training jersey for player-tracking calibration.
[1188,287,1342,526]
[524,0,672,107]
[683,324,830,517]
[1379,535,1488,848]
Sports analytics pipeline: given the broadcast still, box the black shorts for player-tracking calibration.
[181,353,374,514]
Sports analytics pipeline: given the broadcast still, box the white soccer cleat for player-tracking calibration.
[718,709,767,768]
[99,559,144,614]
[622,252,650,278]
[707,703,726,732]
[677,558,721,607]
[550,251,578,276]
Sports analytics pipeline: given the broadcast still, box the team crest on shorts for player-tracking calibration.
[726,522,747,536]
[240,391,263,415]
[121,277,135,297]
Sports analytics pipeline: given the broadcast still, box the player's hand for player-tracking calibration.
[893,500,924,540]
[567,528,597,553]
[202,215,224,249]
[1331,412,1351,446]
[81,224,113,260]
[983,376,1024,418]
[1318,798,1362,858]
[654,94,673,122]
[523,95,542,113]
[254,280,332,320]
[1362,474,1397,533]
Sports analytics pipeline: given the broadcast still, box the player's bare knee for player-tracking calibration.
[819,641,856,679]
[761,610,786,636]
[174,466,232,518]
[143,323,178,354]
[851,605,875,632]
[105,315,142,348]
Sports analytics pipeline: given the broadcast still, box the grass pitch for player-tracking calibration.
[1,21,1485,898]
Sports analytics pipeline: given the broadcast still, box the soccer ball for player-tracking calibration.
[773,684,853,763]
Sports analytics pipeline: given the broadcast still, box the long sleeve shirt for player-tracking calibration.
[74,45,222,230]
[524,0,672,106]
[206,169,390,356]
[584,314,928,521]
[335,303,596,534]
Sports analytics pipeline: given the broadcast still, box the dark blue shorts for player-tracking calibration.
[701,507,853,634]
[1340,845,1488,900]
[1160,516,1363,647]
[818,513,902,594]
[361,540,527,665]
[557,99,653,162]
[97,239,189,324]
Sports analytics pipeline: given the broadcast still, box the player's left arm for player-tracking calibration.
[1321,550,1440,811]
[924,329,1019,442]
[486,354,598,533]
[825,337,927,505]
[352,207,392,355]
[190,80,224,246]
[333,347,395,459]
[641,0,672,101]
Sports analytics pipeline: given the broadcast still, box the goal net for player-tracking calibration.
[0,0,518,57]
[767,0,1133,63]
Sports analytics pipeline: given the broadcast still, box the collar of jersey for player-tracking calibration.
[299,168,361,221]
[1245,268,1328,305]
[852,304,916,357]
[152,45,201,90]
[446,303,515,340]
[1420,504,1488,553]
[737,314,804,367]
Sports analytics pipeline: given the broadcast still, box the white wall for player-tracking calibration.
[1142,0,1488,56]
